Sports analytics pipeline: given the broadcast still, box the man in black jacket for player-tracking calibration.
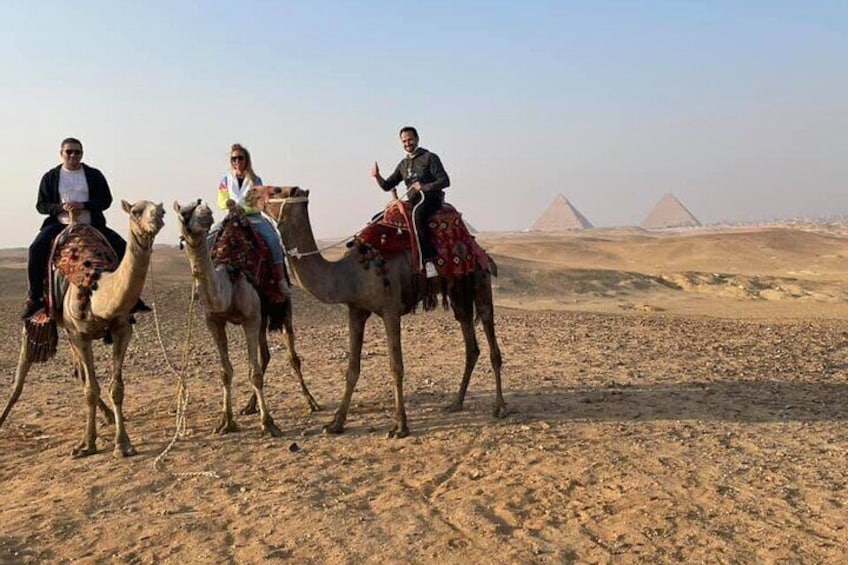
[21,137,147,319]
[370,126,450,278]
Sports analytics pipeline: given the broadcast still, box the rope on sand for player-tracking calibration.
[146,259,219,479]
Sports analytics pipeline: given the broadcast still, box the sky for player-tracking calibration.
[1,0,846,247]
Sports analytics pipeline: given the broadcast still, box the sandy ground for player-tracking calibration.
[1,226,847,563]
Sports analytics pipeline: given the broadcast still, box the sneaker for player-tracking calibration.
[21,297,45,320]
[424,261,438,279]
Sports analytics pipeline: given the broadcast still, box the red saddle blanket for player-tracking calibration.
[50,224,119,315]
[355,201,489,279]
[210,209,286,304]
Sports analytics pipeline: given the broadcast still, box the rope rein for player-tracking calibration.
[146,258,219,479]
[268,187,415,260]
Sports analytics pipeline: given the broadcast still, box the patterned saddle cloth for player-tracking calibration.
[49,224,119,320]
[354,201,489,280]
[210,208,287,304]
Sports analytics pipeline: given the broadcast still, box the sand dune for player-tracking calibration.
[0,226,847,562]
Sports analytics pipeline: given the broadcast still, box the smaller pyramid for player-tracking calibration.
[532,194,593,231]
[642,193,701,229]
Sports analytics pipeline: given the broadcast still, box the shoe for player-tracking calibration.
[21,297,45,320]
[424,261,438,279]
[131,299,152,314]
[278,280,291,298]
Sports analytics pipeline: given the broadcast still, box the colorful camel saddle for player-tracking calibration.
[355,201,490,280]
[50,224,119,320]
[210,208,287,304]
[23,224,117,363]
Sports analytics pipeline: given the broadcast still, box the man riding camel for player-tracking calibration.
[370,126,450,278]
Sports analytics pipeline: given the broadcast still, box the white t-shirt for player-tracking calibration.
[58,167,92,225]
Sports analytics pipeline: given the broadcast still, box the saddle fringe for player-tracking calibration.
[24,316,58,363]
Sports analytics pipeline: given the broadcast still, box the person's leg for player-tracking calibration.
[250,216,290,297]
[23,223,65,317]
[98,226,126,259]
[411,192,442,276]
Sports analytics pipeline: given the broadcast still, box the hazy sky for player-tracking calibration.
[2,1,846,247]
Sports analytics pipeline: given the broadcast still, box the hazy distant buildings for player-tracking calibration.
[532,194,594,231]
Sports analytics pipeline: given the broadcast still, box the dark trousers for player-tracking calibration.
[27,223,127,299]
[410,190,443,263]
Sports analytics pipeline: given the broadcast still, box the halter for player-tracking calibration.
[268,195,353,259]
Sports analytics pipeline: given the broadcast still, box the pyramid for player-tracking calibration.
[462,219,479,234]
[531,194,593,231]
[641,193,701,229]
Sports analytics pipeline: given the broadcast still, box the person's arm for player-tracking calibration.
[372,161,403,191]
[217,177,230,210]
[35,169,62,216]
[85,168,113,212]
[421,153,450,192]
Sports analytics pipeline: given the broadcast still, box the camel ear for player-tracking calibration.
[121,200,132,214]
[173,201,182,214]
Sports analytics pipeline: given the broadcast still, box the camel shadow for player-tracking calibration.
[400,378,848,435]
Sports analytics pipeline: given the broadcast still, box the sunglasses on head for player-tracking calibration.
[231,155,246,162]
[64,149,82,156]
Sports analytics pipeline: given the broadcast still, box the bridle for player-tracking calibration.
[267,194,353,259]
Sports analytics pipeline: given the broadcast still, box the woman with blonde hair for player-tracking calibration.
[212,143,289,297]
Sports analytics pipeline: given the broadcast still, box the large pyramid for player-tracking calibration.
[532,194,593,231]
[641,193,701,229]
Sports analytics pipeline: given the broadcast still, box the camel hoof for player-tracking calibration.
[322,423,344,435]
[493,402,509,419]
[307,399,322,413]
[443,401,464,413]
[262,419,283,438]
[239,402,258,416]
[71,444,98,458]
[214,421,239,435]
[113,444,137,458]
[386,427,410,439]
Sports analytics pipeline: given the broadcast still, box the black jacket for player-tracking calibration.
[382,148,450,195]
[37,164,113,229]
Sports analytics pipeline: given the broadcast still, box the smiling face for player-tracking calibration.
[400,130,419,154]
[230,149,247,175]
[60,140,83,170]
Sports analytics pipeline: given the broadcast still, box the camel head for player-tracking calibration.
[121,200,165,246]
[261,186,309,221]
[173,199,214,244]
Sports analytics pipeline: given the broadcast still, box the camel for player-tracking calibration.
[0,200,165,457]
[173,200,319,438]
[264,186,504,438]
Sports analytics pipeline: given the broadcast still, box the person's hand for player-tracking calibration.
[410,181,423,193]
[62,202,83,211]
[370,161,380,178]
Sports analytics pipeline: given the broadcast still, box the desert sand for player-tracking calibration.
[1,225,847,563]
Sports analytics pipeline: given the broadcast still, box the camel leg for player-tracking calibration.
[108,322,137,457]
[69,337,100,458]
[243,317,282,437]
[0,327,34,428]
[207,317,238,434]
[239,316,267,416]
[72,349,114,425]
[383,313,408,438]
[447,307,481,413]
[281,304,320,412]
[325,307,370,434]
[476,275,506,418]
